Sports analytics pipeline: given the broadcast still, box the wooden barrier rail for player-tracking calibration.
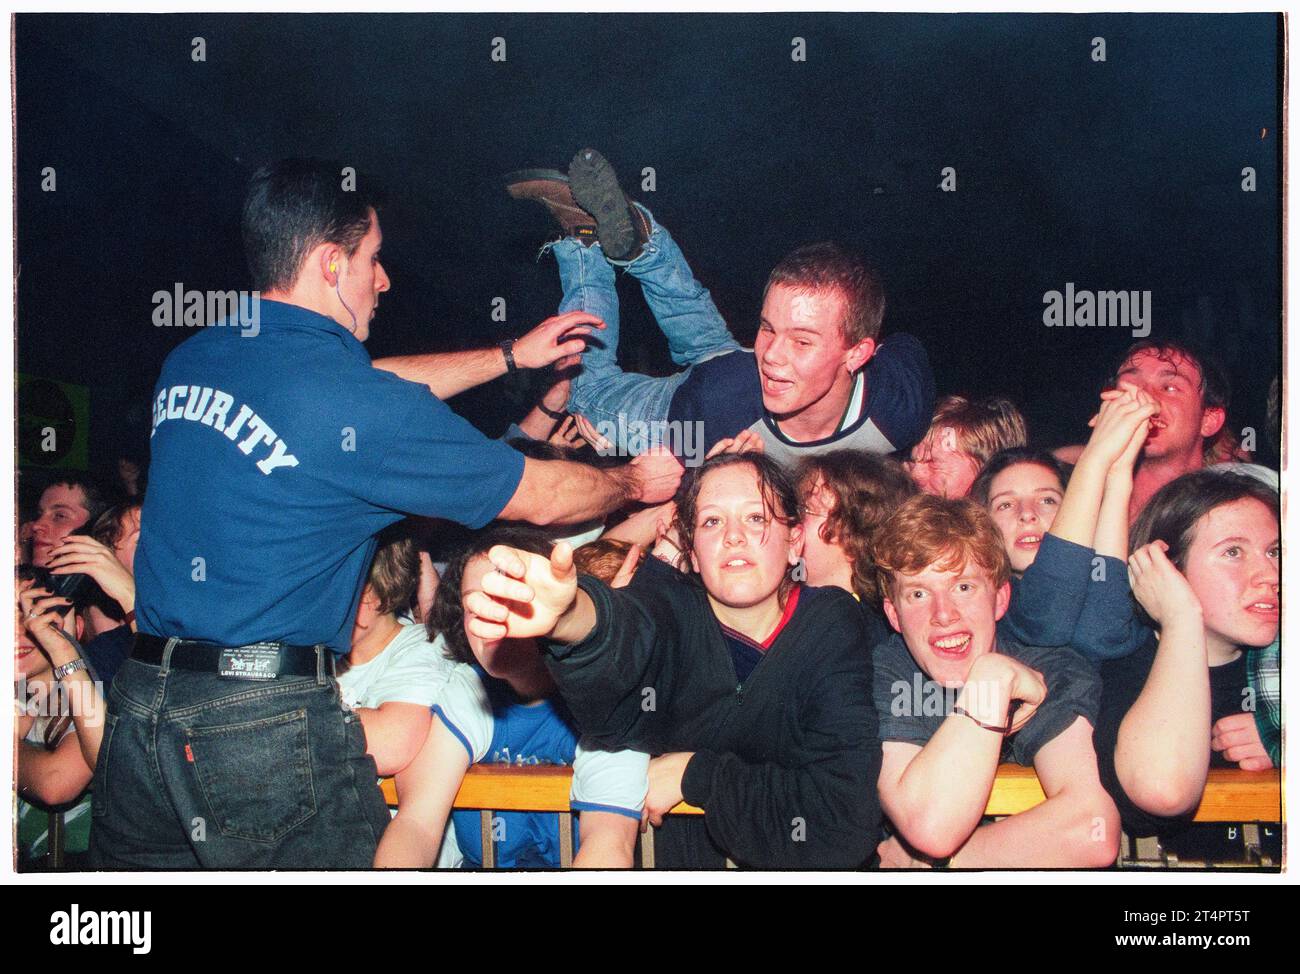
[380,764,1282,869]
[27,765,1279,870]
[381,763,1282,823]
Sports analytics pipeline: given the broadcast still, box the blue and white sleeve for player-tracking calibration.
[570,738,649,821]
[430,664,493,765]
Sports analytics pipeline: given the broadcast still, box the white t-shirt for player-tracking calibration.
[339,620,461,867]
[338,621,456,710]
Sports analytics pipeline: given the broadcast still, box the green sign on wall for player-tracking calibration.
[17,373,90,470]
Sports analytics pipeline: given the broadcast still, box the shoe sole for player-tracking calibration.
[504,168,569,190]
[568,149,637,260]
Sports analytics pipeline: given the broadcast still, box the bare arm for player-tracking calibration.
[18,735,93,806]
[18,584,105,771]
[374,347,508,400]
[1115,544,1212,816]
[572,810,639,868]
[357,703,433,777]
[879,654,1045,858]
[1092,415,1149,560]
[497,451,682,526]
[947,717,1120,868]
[374,718,469,868]
[373,311,602,400]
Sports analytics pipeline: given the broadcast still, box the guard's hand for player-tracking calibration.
[628,447,684,504]
[513,311,605,371]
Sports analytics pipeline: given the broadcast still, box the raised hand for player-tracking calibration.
[48,535,136,613]
[18,579,79,667]
[463,542,579,641]
[704,428,765,460]
[513,311,605,371]
[1083,384,1159,472]
[572,413,615,454]
[1128,540,1202,626]
[628,446,685,504]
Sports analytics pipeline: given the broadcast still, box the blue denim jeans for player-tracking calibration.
[88,643,390,869]
[557,205,741,452]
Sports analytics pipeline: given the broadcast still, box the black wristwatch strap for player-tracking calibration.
[537,402,567,420]
[500,338,518,373]
[952,704,1013,735]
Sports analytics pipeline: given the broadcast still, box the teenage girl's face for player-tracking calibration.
[690,464,804,611]
[1182,497,1280,653]
[460,555,538,679]
[985,463,1064,574]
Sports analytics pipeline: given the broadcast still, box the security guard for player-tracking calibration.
[89,159,680,868]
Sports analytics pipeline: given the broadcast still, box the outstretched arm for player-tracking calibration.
[463,541,597,645]
[498,449,683,526]
[374,718,469,868]
[373,311,602,400]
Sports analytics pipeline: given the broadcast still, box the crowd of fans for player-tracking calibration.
[14,149,1281,870]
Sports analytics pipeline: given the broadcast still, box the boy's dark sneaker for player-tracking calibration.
[567,148,650,261]
[505,168,598,245]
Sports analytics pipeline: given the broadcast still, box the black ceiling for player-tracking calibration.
[15,12,1282,476]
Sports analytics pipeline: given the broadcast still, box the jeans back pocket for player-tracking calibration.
[185,708,317,843]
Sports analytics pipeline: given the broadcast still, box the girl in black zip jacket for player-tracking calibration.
[464,452,882,869]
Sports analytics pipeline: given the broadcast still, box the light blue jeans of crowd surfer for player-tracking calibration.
[552,205,742,453]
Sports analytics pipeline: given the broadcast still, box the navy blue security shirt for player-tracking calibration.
[135,299,525,653]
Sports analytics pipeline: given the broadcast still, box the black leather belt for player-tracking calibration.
[133,632,332,680]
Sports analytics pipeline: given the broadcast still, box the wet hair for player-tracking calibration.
[1129,470,1279,631]
[242,158,384,292]
[795,450,917,605]
[762,242,886,346]
[571,538,638,585]
[1107,339,1230,414]
[427,526,555,665]
[873,494,1012,603]
[969,448,1072,507]
[922,395,1028,470]
[673,452,802,603]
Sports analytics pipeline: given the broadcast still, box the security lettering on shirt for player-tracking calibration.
[151,384,299,476]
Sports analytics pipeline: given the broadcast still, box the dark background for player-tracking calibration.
[15,12,1282,504]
